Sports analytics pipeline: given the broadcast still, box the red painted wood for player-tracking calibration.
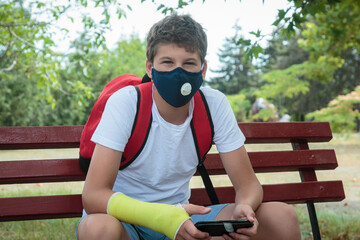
[239,122,332,143]
[0,122,344,222]
[292,141,318,182]
[189,181,345,206]
[0,159,85,184]
[0,195,83,222]
[0,122,331,150]
[197,149,338,175]
[0,181,345,221]
[0,150,337,184]
[0,126,84,150]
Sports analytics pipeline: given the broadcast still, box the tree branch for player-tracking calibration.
[0,59,17,73]
[7,27,37,49]
[0,22,47,27]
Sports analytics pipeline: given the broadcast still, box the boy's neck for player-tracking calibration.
[153,89,189,125]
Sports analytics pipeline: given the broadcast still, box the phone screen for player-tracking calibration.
[195,220,253,236]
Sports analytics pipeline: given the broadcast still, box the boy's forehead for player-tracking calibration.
[154,43,201,60]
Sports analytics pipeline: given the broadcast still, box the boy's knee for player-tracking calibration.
[282,203,300,226]
[78,214,124,240]
[256,202,301,240]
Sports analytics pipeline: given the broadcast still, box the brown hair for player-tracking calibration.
[146,14,207,64]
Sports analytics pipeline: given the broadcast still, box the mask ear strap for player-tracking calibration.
[142,74,152,83]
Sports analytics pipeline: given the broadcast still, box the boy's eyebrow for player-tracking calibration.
[158,56,173,61]
[184,57,198,62]
[158,56,199,62]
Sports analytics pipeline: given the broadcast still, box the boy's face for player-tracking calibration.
[146,43,207,79]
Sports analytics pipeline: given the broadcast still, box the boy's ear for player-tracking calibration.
[201,60,208,79]
[146,60,153,79]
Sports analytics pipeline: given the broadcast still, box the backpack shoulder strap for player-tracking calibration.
[120,81,153,169]
[191,89,214,162]
[191,89,219,205]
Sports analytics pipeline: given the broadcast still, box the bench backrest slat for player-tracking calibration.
[0,149,337,184]
[0,159,85,184]
[0,126,84,150]
[0,195,82,221]
[0,180,345,222]
[0,122,332,150]
[203,149,338,174]
[189,181,345,206]
[239,122,332,143]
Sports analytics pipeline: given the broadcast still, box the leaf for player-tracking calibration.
[249,30,261,38]
[252,45,263,58]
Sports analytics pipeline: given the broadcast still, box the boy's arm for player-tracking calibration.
[82,143,121,214]
[220,145,263,212]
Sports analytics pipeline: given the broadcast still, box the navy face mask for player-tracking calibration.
[151,67,204,108]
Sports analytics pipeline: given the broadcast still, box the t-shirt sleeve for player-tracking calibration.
[203,87,245,153]
[91,86,137,152]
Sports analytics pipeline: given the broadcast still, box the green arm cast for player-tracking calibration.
[107,192,191,240]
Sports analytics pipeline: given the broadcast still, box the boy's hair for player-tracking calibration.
[146,14,207,64]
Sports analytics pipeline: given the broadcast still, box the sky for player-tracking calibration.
[108,0,289,70]
[58,0,290,76]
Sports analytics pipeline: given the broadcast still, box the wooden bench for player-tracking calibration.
[0,122,345,239]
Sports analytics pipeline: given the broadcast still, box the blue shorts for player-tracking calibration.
[76,204,228,240]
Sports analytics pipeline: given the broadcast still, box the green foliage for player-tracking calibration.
[0,30,146,126]
[258,1,360,121]
[298,1,360,60]
[49,34,147,126]
[208,24,259,95]
[306,86,360,132]
[1,0,360,127]
[258,63,309,99]
[251,107,278,122]
[226,94,251,122]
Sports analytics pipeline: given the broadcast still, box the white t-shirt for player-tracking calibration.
[91,86,245,204]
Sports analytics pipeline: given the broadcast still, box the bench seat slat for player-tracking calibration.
[0,195,83,222]
[0,159,85,184]
[190,181,345,206]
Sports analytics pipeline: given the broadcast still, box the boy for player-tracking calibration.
[77,14,301,240]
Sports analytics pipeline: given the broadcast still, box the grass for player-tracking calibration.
[1,133,360,239]
[0,218,78,240]
[296,203,360,240]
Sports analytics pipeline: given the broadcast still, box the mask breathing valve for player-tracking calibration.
[181,83,192,96]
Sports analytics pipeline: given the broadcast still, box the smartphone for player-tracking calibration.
[195,220,253,236]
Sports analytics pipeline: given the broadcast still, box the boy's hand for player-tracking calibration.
[223,204,259,240]
[175,204,211,240]
[182,204,211,216]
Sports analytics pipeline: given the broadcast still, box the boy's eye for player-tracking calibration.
[162,60,173,65]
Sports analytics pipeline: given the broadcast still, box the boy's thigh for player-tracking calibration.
[77,213,170,240]
[77,213,132,240]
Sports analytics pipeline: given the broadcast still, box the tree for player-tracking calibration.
[306,86,360,132]
[0,31,146,126]
[208,25,258,95]
[1,0,359,126]
[255,0,360,120]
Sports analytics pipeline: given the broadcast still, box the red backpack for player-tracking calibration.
[79,74,219,204]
